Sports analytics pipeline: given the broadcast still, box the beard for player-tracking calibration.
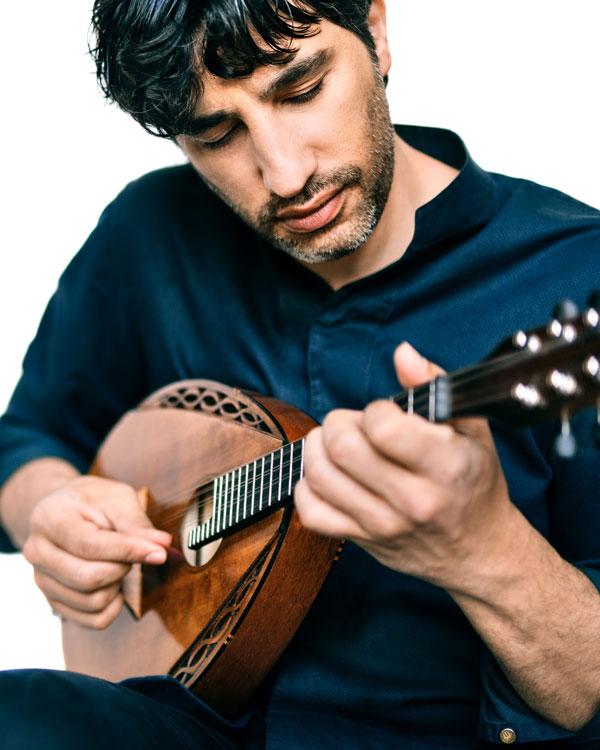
[202,67,396,264]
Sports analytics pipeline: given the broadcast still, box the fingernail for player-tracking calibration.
[144,549,167,565]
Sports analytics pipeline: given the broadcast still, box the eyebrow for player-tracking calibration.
[184,48,333,138]
[258,47,331,102]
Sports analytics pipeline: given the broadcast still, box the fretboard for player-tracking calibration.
[188,438,306,550]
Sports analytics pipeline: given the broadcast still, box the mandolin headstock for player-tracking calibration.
[394,292,600,457]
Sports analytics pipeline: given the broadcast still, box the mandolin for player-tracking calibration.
[62,295,600,717]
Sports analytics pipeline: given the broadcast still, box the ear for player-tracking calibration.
[368,0,392,77]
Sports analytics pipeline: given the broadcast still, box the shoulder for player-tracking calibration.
[82,163,257,270]
[492,172,600,236]
[106,163,228,226]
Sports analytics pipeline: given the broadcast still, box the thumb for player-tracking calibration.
[393,342,445,390]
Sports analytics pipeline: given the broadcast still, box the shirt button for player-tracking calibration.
[499,727,517,744]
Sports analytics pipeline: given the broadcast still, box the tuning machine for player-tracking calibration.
[584,291,600,329]
[553,410,578,459]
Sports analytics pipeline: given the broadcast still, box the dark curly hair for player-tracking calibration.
[90,0,376,138]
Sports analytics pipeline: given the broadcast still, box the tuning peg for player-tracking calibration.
[553,413,578,459]
[588,290,600,311]
[552,299,579,322]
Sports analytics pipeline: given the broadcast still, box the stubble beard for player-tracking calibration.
[202,68,396,264]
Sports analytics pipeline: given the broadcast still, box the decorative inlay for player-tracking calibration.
[169,534,279,688]
[140,380,280,436]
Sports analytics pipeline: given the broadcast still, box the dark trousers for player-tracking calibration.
[0,669,266,749]
[1,668,598,749]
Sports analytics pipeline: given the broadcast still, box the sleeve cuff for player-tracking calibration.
[478,563,600,743]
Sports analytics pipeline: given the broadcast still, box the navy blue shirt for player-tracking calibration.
[1,126,600,746]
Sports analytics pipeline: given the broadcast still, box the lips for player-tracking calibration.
[277,189,345,233]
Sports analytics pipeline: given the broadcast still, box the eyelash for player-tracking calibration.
[287,78,325,105]
[201,124,241,151]
[201,79,325,151]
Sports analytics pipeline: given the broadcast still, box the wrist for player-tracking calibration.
[0,457,81,548]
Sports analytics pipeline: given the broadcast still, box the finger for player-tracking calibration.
[302,424,415,537]
[34,569,121,615]
[32,504,169,565]
[47,591,125,630]
[393,342,445,389]
[73,480,172,546]
[361,399,461,477]
[24,534,131,592]
[393,343,495,444]
[294,478,365,540]
[319,410,454,526]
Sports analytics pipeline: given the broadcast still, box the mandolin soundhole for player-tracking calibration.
[182,483,222,567]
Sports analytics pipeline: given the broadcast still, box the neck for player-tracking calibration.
[304,133,459,290]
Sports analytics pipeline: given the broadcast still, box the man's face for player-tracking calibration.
[177,16,395,264]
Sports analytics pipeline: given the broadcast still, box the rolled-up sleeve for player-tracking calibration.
[479,409,600,743]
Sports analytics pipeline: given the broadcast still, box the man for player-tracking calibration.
[0,0,599,747]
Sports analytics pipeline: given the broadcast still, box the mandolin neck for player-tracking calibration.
[189,301,600,551]
[188,437,306,549]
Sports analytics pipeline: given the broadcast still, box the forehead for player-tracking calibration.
[194,18,357,109]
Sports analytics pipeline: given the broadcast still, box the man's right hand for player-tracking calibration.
[22,475,171,629]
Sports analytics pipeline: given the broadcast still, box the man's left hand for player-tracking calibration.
[295,342,514,590]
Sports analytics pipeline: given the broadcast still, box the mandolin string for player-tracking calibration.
[136,348,557,537]
[141,454,302,529]
[140,371,484,531]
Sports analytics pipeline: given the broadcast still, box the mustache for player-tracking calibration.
[258,166,363,224]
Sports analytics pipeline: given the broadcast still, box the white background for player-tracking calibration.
[0,1,598,670]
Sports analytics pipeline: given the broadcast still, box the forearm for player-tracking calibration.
[449,503,600,731]
[0,457,81,549]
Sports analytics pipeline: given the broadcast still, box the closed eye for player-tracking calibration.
[200,122,242,151]
[286,78,325,105]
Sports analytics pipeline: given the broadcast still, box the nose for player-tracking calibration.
[251,122,318,199]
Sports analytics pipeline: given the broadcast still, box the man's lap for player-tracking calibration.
[0,669,266,750]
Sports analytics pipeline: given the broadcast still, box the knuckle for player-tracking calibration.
[442,450,471,487]
[73,565,102,593]
[371,514,407,543]
[22,537,37,565]
[89,587,116,613]
[326,427,359,464]
[303,456,330,492]
[410,495,439,525]
[93,597,123,630]
[296,503,321,533]
[32,568,49,594]
[368,415,399,449]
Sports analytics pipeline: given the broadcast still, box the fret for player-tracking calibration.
[228,471,234,528]
[216,475,223,534]
[278,447,283,502]
[189,438,307,551]
[407,387,414,414]
[210,480,217,537]
[259,456,265,511]
[288,442,294,496]
[299,438,305,480]
[251,461,257,516]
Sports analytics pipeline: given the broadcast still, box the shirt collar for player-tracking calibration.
[396,124,498,258]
